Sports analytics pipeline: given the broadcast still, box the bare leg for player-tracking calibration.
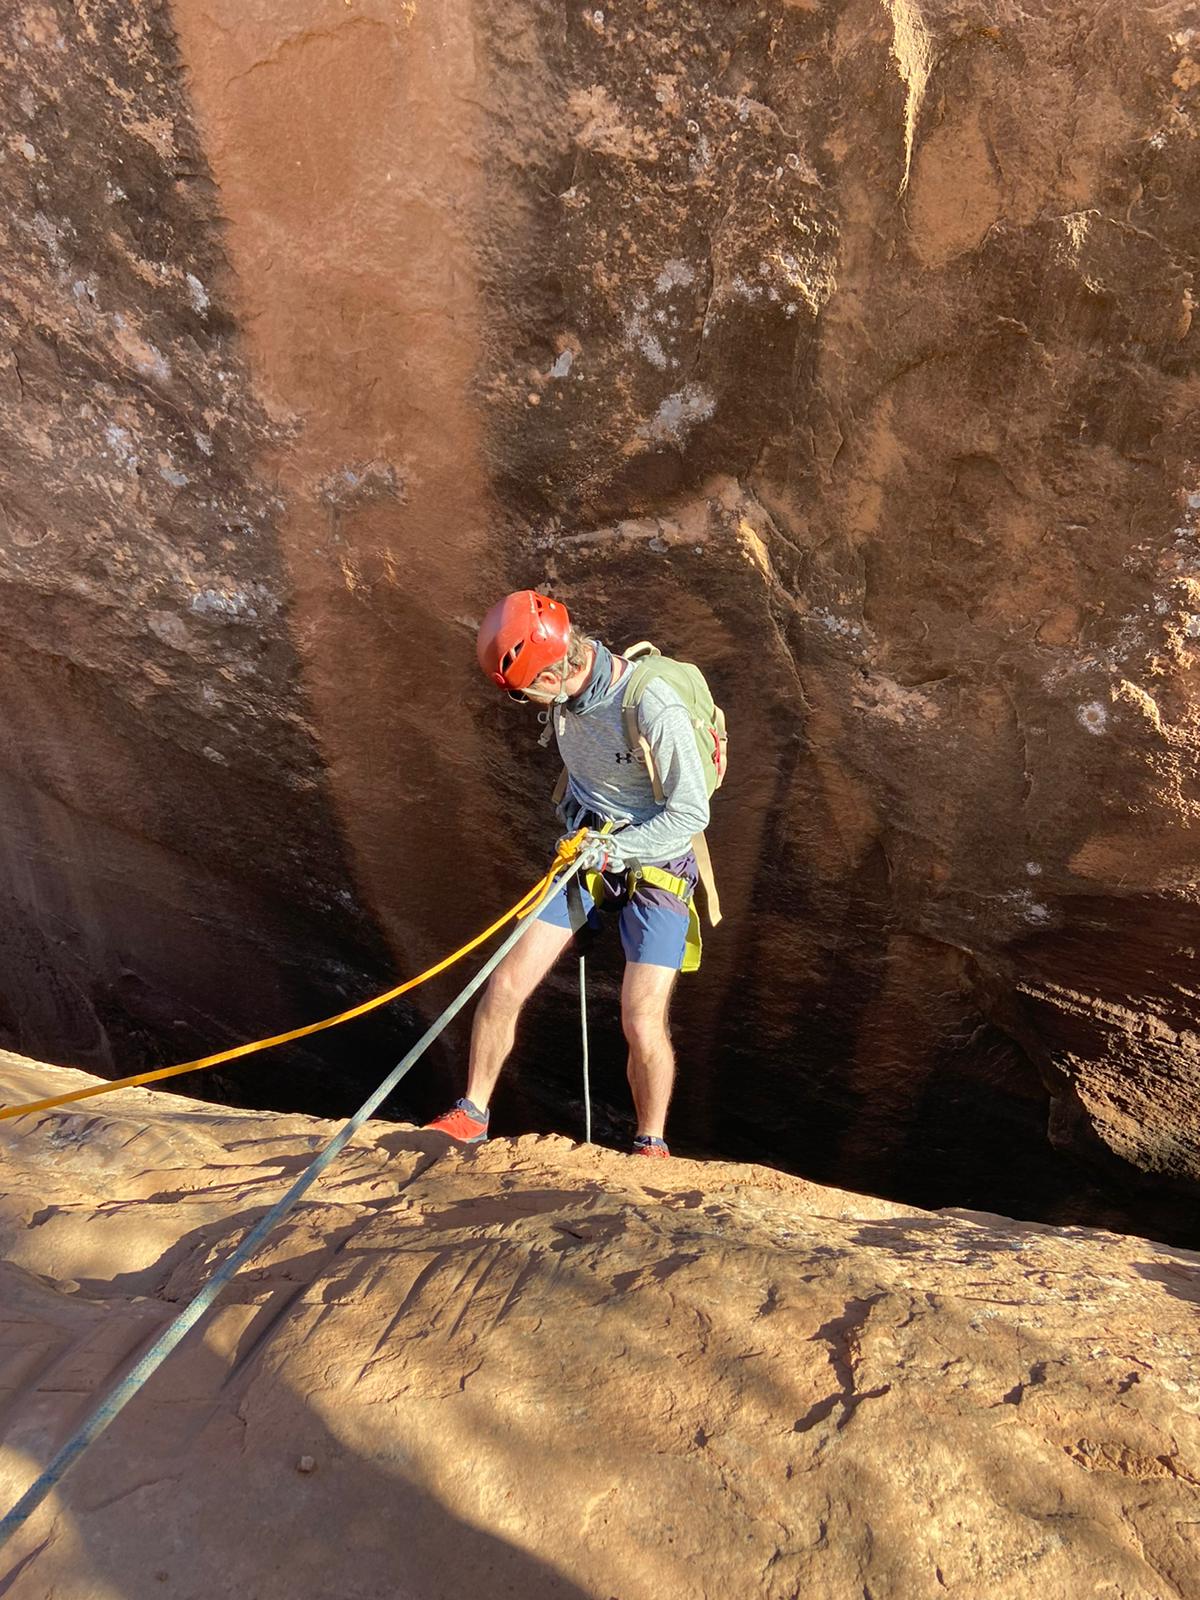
[465,918,575,1110]
[621,961,678,1139]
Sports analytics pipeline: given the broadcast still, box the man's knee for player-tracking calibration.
[622,993,672,1054]
[483,966,528,1018]
[485,950,551,1015]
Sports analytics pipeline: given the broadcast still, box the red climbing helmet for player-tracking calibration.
[476,590,572,692]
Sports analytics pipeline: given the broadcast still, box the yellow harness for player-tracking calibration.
[580,821,703,973]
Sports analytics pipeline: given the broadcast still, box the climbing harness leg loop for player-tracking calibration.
[627,864,694,902]
[626,863,703,974]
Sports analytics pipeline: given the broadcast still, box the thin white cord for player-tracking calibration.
[579,953,591,1144]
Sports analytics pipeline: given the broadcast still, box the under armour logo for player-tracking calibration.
[615,751,634,764]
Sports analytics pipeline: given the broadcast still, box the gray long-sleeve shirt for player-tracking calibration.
[553,659,710,865]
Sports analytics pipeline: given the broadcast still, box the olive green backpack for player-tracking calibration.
[618,641,725,932]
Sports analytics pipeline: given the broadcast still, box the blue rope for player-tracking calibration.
[0,857,583,1554]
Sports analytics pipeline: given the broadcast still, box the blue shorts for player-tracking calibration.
[538,851,699,969]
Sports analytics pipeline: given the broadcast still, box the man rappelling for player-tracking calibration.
[426,590,725,1159]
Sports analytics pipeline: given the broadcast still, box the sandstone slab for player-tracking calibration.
[2,1055,1199,1599]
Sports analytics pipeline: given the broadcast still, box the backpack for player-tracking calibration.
[619,641,728,802]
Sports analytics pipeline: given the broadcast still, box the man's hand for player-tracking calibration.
[577,831,626,874]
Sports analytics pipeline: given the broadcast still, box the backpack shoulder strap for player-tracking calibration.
[620,653,667,802]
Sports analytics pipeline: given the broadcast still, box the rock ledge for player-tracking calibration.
[2,1052,1199,1599]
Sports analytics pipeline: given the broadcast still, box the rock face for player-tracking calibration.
[3,1054,1200,1599]
[0,0,428,1114]
[2,1,1200,1231]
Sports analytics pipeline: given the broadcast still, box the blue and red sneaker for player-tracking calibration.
[424,1098,490,1145]
[632,1134,670,1158]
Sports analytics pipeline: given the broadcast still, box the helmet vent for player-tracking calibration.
[499,640,525,678]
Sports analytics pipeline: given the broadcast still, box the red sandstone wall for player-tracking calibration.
[2,0,1198,1233]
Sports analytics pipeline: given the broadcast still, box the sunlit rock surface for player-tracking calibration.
[2,1055,1200,1598]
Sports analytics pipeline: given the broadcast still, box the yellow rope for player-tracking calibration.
[0,834,586,1125]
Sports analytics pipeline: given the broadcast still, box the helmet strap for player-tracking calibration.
[514,656,571,706]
